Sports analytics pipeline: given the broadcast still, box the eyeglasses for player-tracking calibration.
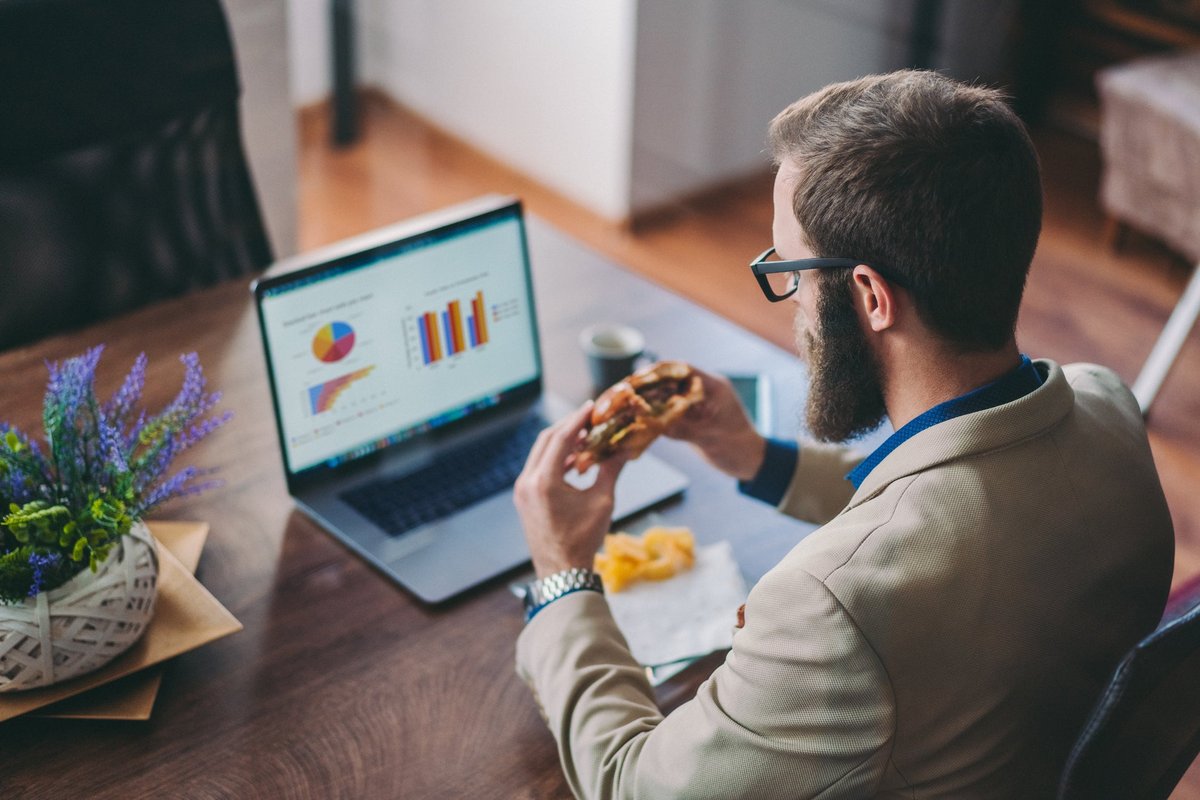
[749,247,910,302]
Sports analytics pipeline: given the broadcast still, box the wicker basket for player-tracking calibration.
[0,521,159,692]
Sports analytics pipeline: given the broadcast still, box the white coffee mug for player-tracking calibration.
[579,323,655,393]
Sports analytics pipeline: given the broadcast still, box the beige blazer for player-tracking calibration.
[516,361,1174,799]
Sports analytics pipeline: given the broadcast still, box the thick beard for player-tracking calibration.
[798,274,888,443]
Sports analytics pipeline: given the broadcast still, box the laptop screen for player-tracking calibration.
[255,202,541,476]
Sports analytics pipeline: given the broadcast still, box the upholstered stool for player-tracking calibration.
[1097,51,1200,413]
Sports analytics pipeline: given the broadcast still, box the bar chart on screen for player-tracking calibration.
[408,289,494,367]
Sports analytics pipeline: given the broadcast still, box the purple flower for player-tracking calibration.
[27,551,62,597]
[166,353,206,416]
[42,346,105,489]
[134,427,183,488]
[44,346,103,425]
[141,466,196,509]
[3,344,230,589]
[138,464,223,514]
[103,352,147,432]
[179,410,232,452]
[3,465,34,505]
[97,417,127,474]
[124,410,146,451]
[0,424,50,504]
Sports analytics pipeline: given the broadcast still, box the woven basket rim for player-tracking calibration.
[29,519,154,606]
[0,519,159,691]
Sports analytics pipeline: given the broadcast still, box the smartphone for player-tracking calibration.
[725,373,773,436]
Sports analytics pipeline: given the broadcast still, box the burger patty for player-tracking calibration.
[583,378,689,456]
[636,378,688,412]
[584,408,638,454]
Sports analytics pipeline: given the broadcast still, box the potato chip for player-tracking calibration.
[594,526,696,592]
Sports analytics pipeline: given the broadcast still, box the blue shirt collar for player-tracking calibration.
[846,355,1044,489]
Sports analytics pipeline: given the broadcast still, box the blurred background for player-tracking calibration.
[237,0,1200,244]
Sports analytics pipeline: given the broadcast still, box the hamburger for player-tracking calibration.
[574,360,703,472]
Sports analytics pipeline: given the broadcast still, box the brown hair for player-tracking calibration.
[768,70,1042,352]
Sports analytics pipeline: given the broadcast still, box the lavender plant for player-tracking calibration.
[0,346,230,603]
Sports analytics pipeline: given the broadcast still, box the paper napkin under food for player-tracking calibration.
[605,540,748,667]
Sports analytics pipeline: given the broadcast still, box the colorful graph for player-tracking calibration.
[312,321,356,363]
[417,291,489,365]
[307,366,375,414]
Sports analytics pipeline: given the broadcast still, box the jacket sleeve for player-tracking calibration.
[776,442,864,525]
[515,566,894,800]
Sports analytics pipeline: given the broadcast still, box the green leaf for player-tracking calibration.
[0,545,35,604]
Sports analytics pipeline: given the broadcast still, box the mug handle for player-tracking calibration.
[634,350,659,371]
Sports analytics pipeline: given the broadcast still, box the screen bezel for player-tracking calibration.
[252,198,543,492]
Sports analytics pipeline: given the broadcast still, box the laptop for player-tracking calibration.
[252,196,688,603]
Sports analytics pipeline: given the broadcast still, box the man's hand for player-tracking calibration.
[663,366,767,482]
[514,403,630,579]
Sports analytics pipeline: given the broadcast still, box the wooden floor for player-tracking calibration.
[298,93,1200,796]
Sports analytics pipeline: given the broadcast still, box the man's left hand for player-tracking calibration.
[514,402,629,579]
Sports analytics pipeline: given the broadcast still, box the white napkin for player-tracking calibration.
[605,540,748,667]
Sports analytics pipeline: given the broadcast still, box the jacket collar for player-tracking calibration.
[846,355,1043,490]
[844,359,1073,510]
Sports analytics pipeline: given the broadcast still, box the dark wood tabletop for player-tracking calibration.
[0,217,822,799]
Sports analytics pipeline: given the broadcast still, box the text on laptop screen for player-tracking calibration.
[258,211,539,474]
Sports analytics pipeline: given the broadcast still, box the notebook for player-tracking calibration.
[252,196,688,603]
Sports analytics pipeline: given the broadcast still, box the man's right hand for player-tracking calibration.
[664,366,767,482]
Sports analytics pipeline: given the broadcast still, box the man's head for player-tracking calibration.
[767,70,1043,441]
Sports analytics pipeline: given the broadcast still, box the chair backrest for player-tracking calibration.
[1058,577,1200,799]
[0,0,273,350]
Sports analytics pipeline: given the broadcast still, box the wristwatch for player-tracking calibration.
[523,567,604,621]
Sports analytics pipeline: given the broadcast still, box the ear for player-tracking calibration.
[850,265,899,333]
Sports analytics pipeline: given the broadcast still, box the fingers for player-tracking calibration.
[545,402,593,474]
[592,448,629,493]
[526,401,591,469]
[523,427,554,474]
[523,402,592,480]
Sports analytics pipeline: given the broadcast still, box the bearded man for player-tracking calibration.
[513,70,1174,799]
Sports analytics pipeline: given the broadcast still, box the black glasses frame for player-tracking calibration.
[749,247,909,302]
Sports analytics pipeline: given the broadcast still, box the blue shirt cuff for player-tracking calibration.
[737,437,799,507]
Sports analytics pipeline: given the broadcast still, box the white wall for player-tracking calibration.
[627,0,1017,213]
[358,0,638,221]
[287,0,331,107]
[282,2,641,219]
[629,0,914,212]
[223,0,299,257]
[283,0,1017,222]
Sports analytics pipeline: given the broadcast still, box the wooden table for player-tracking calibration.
[0,218,822,799]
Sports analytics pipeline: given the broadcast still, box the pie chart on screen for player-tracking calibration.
[312,321,356,363]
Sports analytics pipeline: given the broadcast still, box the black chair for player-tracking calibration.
[0,0,272,350]
[1058,576,1200,799]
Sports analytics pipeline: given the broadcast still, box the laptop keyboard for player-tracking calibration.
[340,414,548,538]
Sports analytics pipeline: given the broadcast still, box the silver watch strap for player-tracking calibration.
[526,567,604,612]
